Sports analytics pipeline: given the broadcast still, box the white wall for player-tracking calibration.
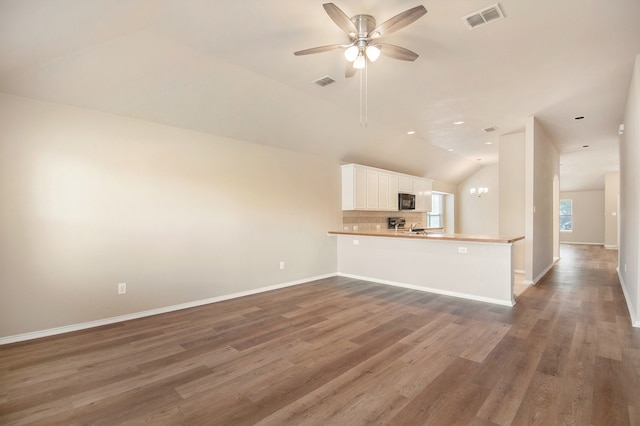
[0,94,342,338]
[619,54,640,326]
[605,172,620,249]
[336,235,514,306]
[525,117,560,283]
[444,194,455,234]
[499,132,526,271]
[559,190,605,245]
[456,164,499,235]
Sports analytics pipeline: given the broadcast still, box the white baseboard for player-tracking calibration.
[560,241,604,246]
[604,245,618,250]
[0,273,336,345]
[617,269,640,328]
[337,273,514,307]
[532,261,555,284]
[518,261,556,286]
[514,269,525,275]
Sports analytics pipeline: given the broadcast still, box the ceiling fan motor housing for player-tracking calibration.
[351,14,376,39]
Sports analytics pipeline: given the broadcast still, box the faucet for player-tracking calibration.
[410,222,421,232]
[395,223,400,232]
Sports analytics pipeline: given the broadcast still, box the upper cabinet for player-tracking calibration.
[341,164,432,212]
[398,175,413,193]
[413,177,433,212]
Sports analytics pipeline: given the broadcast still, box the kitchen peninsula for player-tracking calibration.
[329,230,524,306]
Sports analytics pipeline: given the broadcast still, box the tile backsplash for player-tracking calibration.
[342,211,427,231]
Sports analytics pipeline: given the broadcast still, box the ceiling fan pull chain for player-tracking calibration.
[359,58,369,127]
[365,59,368,127]
[359,62,363,126]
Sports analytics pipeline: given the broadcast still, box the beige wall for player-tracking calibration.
[619,54,640,326]
[604,172,620,249]
[559,190,605,245]
[432,180,457,194]
[456,164,499,235]
[499,132,526,271]
[0,94,342,338]
[525,117,560,283]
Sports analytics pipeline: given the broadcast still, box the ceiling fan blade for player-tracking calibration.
[345,61,356,78]
[378,43,419,61]
[323,3,357,35]
[294,44,345,56]
[371,5,427,38]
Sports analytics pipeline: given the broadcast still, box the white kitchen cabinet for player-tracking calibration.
[366,169,379,209]
[378,172,389,210]
[342,164,366,210]
[340,164,406,211]
[377,172,399,210]
[388,174,399,211]
[413,177,433,212]
[398,175,413,193]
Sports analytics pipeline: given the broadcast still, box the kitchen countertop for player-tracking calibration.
[328,229,525,244]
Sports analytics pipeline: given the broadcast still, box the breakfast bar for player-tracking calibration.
[329,230,525,306]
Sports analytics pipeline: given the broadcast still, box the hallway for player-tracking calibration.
[508,244,639,424]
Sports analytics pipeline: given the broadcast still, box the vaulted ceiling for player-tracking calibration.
[1,0,638,190]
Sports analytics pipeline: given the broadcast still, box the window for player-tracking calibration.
[428,193,443,228]
[560,199,572,231]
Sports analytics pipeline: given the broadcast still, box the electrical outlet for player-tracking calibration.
[279,261,285,270]
[353,240,360,245]
[458,247,468,254]
[118,282,127,295]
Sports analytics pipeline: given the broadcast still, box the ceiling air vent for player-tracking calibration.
[483,126,498,133]
[463,3,505,30]
[314,76,336,87]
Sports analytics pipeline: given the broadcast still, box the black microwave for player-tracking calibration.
[398,193,415,210]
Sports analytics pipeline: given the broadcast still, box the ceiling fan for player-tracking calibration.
[294,3,427,78]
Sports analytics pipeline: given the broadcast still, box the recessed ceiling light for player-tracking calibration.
[447,148,454,152]
[407,130,416,135]
[485,142,493,145]
[453,121,465,125]
[574,116,585,120]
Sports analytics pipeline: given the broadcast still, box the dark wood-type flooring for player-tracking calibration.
[1,244,639,425]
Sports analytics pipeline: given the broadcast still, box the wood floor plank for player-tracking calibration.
[1,244,639,425]
[255,342,413,425]
[510,371,561,425]
[459,320,511,363]
[549,321,596,425]
[474,333,547,425]
[591,356,633,425]
[388,357,488,425]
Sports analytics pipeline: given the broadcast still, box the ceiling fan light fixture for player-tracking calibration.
[353,54,366,69]
[365,45,381,62]
[344,45,359,62]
